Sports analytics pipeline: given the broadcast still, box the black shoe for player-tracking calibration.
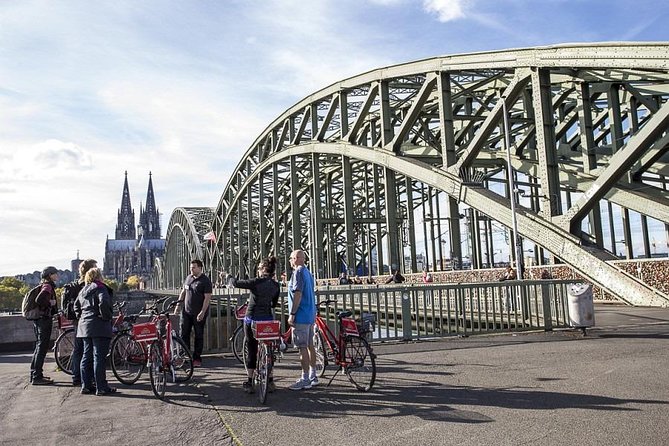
[31,377,54,386]
[242,381,254,394]
[80,387,95,395]
[72,381,82,387]
[96,387,117,396]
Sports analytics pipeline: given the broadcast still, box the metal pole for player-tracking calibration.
[502,98,524,279]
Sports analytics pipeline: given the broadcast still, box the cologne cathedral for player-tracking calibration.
[104,172,165,282]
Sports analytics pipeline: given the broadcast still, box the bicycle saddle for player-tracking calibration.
[336,310,353,319]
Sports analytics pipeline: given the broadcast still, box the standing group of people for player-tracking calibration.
[29,258,210,394]
[29,248,321,394]
[29,260,116,395]
[231,249,319,392]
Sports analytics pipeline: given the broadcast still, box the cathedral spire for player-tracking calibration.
[115,171,136,240]
[139,171,161,239]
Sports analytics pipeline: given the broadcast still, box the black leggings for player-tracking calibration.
[244,322,258,371]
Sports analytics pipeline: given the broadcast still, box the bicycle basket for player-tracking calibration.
[341,317,359,336]
[235,303,248,320]
[57,313,74,330]
[132,321,158,342]
[357,313,376,334]
[252,320,281,340]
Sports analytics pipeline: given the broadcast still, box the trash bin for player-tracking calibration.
[567,283,595,331]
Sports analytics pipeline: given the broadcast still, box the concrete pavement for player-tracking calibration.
[1,304,668,446]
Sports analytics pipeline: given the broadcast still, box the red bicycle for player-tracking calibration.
[232,303,292,367]
[109,297,193,398]
[250,320,282,404]
[54,301,128,375]
[314,299,377,391]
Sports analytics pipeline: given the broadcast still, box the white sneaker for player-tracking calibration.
[288,378,312,391]
[309,376,319,387]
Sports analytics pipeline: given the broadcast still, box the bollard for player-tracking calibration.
[401,291,412,341]
[541,283,553,331]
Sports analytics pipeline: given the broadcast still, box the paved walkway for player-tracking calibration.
[2,304,669,446]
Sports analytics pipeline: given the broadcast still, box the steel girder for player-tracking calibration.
[164,207,214,288]
[186,43,669,306]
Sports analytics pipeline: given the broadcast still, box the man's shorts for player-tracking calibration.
[292,323,314,348]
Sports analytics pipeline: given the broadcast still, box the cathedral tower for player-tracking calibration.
[115,171,136,240]
[139,172,161,239]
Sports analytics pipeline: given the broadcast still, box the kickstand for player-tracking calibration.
[326,367,342,387]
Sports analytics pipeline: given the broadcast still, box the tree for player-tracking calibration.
[0,277,27,311]
[103,278,119,292]
[126,275,141,290]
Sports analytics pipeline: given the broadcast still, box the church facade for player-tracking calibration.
[104,172,166,283]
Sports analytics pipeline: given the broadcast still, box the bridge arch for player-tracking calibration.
[174,43,669,305]
[164,207,215,288]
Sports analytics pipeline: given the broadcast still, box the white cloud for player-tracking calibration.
[423,0,468,22]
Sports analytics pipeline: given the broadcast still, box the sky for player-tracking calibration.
[1,0,668,276]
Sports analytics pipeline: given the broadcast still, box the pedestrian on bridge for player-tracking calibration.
[75,267,116,395]
[232,256,280,393]
[287,249,318,390]
[175,259,213,368]
[29,266,59,385]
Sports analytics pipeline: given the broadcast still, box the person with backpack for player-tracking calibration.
[75,267,117,396]
[29,266,59,385]
[61,258,98,387]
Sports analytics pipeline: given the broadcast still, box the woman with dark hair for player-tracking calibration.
[232,256,280,393]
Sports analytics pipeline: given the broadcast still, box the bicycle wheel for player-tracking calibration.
[343,335,376,392]
[231,325,245,363]
[314,329,328,378]
[148,341,166,399]
[54,329,75,375]
[171,336,194,382]
[110,333,145,385]
[256,344,269,404]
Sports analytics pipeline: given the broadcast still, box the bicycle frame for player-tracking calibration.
[155,313,177,381]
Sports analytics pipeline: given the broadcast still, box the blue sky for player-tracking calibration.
[1,0,668,276]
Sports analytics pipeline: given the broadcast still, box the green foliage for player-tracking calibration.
[0,277,24,289]
[0,278,26,310]
[118,282,129,292]
[103,278,119,292]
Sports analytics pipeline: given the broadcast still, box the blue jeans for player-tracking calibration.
[81,337,111,391]
[70,325,84,384]
[30,317,53,380]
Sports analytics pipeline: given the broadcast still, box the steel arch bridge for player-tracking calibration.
[165,43,669,306]
[164,207,214,287]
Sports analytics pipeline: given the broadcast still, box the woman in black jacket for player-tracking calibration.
[74,267,117,396]
[233,256,280,393]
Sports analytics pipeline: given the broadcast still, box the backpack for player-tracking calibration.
[22,285,43,320]
[61,281,82,321]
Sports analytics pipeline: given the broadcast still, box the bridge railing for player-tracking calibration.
[151,279,576,353]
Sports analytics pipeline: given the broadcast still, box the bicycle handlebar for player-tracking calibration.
[318,299,338,307]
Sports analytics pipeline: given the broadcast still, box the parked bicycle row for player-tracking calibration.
[28,254,377,405]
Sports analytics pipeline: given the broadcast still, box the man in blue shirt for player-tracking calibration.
[287,249,317,390]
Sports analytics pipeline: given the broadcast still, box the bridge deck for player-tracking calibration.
[2,304,668,446]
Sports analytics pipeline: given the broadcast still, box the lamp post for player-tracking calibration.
[502,97,524,279]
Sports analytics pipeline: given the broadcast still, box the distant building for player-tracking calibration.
[104,172,165,282]
[71,250,82,279]
[16,269,74,287]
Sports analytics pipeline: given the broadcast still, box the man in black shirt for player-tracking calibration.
[175,259,212,367]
